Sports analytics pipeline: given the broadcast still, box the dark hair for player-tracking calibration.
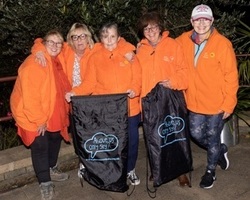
[99,22,120,39]
[137,11,164,38]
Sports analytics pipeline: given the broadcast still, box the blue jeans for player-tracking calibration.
[127,113,141,173]
[189,111,224,171]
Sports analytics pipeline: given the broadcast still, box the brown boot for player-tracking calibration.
[178,174,190,187]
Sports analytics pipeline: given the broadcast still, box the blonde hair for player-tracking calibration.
[67,23,94,49]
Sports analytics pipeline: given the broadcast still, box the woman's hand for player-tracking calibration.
[35,51,46,67]
[218,110,231,119]
[124,52,135,62]
[160,80,172,89]
[37,124,46,136]
[127,89,136,98]
[65,92,75,102]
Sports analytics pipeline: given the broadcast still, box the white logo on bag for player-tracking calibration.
[84,132,119,159]
[158,115,186,147]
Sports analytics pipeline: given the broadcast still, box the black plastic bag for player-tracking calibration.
[142,83,193,187]
[71,93,129,192]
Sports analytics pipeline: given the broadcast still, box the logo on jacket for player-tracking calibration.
[84,132,119,160]
[163,55,174,62]
[210,52,215,58]
[120,60,129,66]
[158,115,186,147]
[203,52,215,59]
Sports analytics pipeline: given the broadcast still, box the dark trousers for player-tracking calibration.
[127,113,141,173]
[30,131,62,183]
[189,111,224,171]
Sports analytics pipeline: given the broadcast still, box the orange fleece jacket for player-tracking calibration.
[136,31,188,99]
[10,53,70,146]
[32,38,132,87]
[31,38,102,86]
[72,39,141,117]
[176,29,239,114]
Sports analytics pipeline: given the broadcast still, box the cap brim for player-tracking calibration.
[192,14,212,20]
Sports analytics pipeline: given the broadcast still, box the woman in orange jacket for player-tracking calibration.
[176,4,238,189]
[10,30,71,200]
[136,11,190,187]
[66,22,142,186]
[33,23,139,178]
[32,23,99,87]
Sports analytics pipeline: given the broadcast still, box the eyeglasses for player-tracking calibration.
[192,18,212,24]
[46,40,63,48]
[71,34,86,41]
[143,25,159,33]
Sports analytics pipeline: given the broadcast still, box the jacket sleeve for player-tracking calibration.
[220,44,239,113]
[31,38,46,54]
[118,37,136,56]
[169,43,188,90]
[20,59,48,126]
[118,39,141,95]
[130,56,141,96]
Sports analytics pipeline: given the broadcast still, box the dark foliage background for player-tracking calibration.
[0,0,249,76]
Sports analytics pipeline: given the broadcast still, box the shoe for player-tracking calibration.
[199,170,216,189]
[77,162,86,178]
[217,143,229,170]
[50,166,69,182]
[178,174,190,187]
[127,169,140,185]
[40,181,54,200]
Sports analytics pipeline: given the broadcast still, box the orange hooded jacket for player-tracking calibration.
[176,29,239,114]
[136,31,188,99]
[72,38,141,117]
[10,52,70,146]
[31,38,102,86]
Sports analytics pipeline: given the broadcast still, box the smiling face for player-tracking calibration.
[100,27,120,51]
[191,17,214,37]
[44,34,63,57]
[143,23,161,45]
[70,28,89,54]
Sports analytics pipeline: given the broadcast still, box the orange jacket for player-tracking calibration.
[10,52,70,146]
[136,31,188,99]
[176,29,239,114]
[72,38,141,117]
[63,43,102,86]
[31,38,101,86]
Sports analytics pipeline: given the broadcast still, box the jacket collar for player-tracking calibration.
[190,27,214,44]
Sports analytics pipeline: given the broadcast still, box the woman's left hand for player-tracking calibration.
[127,89,135,98]
[160,80,172,89]
[218,110,231,119]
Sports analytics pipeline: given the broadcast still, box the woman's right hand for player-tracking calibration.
[160,80,172,89]
[124,52,135,62]
[37,124,46,136]
[65,92,75,103]
[127,89,136,98]
[35,51,47,67]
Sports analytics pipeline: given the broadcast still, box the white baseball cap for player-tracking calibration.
[191,4,213,20]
